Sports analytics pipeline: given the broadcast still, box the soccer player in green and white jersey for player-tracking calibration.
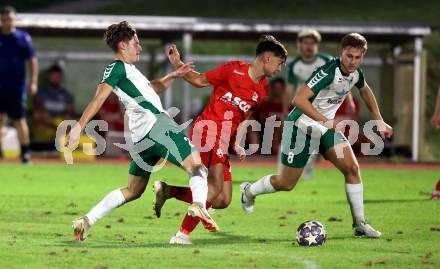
[287,29,355,180]
[286,29,332,97]
[66,21,218,241]
[241,33,393,238]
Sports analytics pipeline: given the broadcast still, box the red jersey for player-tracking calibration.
[194,61,270,143]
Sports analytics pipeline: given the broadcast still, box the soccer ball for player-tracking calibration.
[296,220,327,246]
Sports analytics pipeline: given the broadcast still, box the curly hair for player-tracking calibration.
[256,35,288,60]
[104,21,136,52]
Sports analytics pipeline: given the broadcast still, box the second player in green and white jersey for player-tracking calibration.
[287,52,332,89]
[241,33,394,239]
[288,57,364,134]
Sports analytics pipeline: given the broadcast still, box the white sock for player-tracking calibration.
[189,176,208,205]
[345,183,365,225]
[249,174,276,197]
[85,189,126,225]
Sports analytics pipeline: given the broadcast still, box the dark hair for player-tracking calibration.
[1,5,16,15]
[270,77,286,87]
[341,33,368,52]
[256,35,288,60]
[104,21,136,52]
[48,64,63,73]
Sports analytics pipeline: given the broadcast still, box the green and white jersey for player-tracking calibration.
[101,60,167,142]
[287,53,332,89]
[287,58,366,134]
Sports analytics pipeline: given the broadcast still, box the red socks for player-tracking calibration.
[169,185,213,235]
[180,201,212,235]
[169,186,193,204]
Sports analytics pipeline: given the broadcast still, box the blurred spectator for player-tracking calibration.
[431,87,440,128]
[286,29,330,179]
[32,64,74,149]
[247,77,287,155]
[286,29,332,110]
[0,6,39,163]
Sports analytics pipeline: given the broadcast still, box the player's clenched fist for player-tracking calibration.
[377,120,393,139]
[166,44,182,67]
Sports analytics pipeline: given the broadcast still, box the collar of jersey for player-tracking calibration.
[336,58,350,77]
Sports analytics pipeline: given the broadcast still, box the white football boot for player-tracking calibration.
[169,233,193,245]
[240,182,255,213]
[353,221,382,238]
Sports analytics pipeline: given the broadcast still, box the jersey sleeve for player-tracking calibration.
[355,68,366,89]
[23,33,35,59]
[204,61,236,86]
[305,67,334,94]
[100,61,126,88]
[287,62,298,87]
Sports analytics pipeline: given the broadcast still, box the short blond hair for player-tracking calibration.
[297,29,321,43]
[341,33,368,52]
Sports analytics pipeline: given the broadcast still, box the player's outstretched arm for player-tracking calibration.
[293,85,335,130]
[359,84,393,138]
[65,83,113,149]
[28,58,39,96]
[166,44,210,88]
[150,63,193,93]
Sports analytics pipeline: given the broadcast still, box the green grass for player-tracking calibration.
[0,163,439,269]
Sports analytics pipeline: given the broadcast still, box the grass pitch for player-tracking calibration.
[0,163,439,269]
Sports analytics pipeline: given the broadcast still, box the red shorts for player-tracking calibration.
[190,123,232,182]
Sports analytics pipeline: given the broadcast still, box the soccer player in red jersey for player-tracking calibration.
[153,35,288,244]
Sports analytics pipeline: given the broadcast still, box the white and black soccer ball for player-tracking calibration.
[296,220,327,246]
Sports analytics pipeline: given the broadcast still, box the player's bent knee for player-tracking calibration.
[211,196,231,209]
[208,176,223,192]
[125,191,142,202]
[276,178,297,191]
[344,163,360,177]
[123,186,145,202]
[182,152,203,171]
[222,195,232,208]
[279,183,296,191]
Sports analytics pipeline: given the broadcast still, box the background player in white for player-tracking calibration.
[66,21,217,241]
[241,33,393,238]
